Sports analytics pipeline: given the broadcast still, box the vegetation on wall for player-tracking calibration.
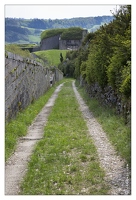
[61,27,83,40]
[41,27,83,41]
[5,44,44,65]
[5,44,32,58]
[41,28,64,40]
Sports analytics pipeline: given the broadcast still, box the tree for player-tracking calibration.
[60,53,63,63]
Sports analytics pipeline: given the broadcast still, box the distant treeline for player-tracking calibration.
[5,16,113,43]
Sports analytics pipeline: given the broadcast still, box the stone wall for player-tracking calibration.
[40,29,88,51]
[40,35,60,50]
[59,39,82,50]
[80,76,131,124]
[54,66,64,81]
[21,46,40,53]
[5,52,63,121]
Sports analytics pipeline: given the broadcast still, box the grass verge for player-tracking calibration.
[75,81,131,166]
[34,50,68,66]
[5,79,66,161]
[20,80,109,195]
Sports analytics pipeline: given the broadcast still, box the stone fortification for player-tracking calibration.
[5,52,63,120]
[59,39,82,50]
[40,29,88,51]
[40,35,60,50]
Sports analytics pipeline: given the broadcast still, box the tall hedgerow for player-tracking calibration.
[74,5,131,99]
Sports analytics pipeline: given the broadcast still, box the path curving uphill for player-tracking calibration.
[5,83,64,195]
[72,81,130,195]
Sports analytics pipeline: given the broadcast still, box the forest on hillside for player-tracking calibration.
[5,16,113,43]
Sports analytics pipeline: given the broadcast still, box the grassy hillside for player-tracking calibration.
[34,50,69,66]
[5,44,68,67]
[5,24,44,44]
[5,16,114,44]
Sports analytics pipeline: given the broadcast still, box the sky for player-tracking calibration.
[5,4,120,19]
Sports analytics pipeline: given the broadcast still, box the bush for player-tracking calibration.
[119,61,131,98]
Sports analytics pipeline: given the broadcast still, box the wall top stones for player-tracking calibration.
[6,51,44,67]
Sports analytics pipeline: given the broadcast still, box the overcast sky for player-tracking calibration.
[5,4,120,19]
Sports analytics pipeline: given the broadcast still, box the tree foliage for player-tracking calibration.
[58,5,131,100]
[69,5,131,99]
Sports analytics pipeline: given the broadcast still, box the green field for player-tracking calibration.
[34,50,69,66]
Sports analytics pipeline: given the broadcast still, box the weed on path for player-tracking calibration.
[20,80,109,195]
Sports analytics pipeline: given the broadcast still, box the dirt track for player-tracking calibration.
[5,81,131,195]
[5,83,64,195]
[72,81,131,195]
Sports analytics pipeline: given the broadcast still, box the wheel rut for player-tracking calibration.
[72,81,130,195]
[5,81,131,195]
[5,83,64,195]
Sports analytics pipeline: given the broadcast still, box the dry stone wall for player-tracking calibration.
[5,52,63,121]
[80,76,131,124]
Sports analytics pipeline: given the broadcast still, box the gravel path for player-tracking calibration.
[5,83,64,195]
[72,81,131,195]
[5,81,131,195]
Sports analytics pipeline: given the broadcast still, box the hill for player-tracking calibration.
[34,50,68,66]
[5,16,114,44]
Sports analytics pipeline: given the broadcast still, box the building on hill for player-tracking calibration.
[40,29,88,51]
[40,34,60,50]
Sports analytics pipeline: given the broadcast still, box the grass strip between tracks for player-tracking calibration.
[20,80,109,195]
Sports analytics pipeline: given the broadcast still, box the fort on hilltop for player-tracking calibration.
[40,27,88,51]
